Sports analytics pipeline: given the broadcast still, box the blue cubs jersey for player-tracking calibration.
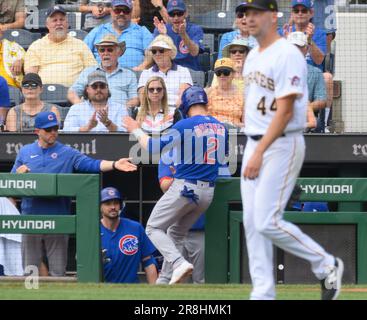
[153,23,205,71]
[11,141,102,215]
[149,115,228,183]
[101,218,157,283]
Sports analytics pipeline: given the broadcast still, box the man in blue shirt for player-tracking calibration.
[69,34,138,107]
[280,0,333,132]
[152,0,205,71]
[100,187,158,283]
[84,0,153,69]
[12,111,137,276]
[124,86,228,284]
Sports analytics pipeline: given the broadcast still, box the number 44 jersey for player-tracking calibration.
[243,37,308,136]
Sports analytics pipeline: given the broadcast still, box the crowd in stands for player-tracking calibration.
[0,0,335,134]
[0,0,336,281]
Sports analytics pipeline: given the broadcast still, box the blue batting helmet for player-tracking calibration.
[179,86,208,119]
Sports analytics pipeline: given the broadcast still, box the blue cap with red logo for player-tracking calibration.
[101,187,122,203]
[111,0,132,9]
[35,111,59,129]
[167,0,186,13]
[291,0,313,9]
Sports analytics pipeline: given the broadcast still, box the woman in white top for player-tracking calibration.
[132,76,181,134]
[138,35,192,107]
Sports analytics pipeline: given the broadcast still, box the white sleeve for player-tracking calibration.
[62,106,81,132]
[138,70,149,89]
[181,67,193,85]
[273,48,306,99]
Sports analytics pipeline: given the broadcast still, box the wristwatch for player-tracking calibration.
[104,119,112,127]
[156,5,162,11]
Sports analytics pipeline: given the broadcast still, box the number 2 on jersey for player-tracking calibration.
[204,137,218,165]
[257,97,277,115]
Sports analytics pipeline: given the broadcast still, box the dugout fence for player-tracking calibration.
[206,178,367,284]
[0,173,101,282]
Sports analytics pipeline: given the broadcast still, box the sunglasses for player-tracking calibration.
[292,8,309,14]
[230,49,246,55]
[236,12,245,19]
[215,69,232,77]
[98,47,115,53]
[113,7,131,15]
[148,87,163,93]
[22,83,39,89]
[151,48,165,55]
[44,126,59,133]
[168,11,185,17]
[91,83,107,90]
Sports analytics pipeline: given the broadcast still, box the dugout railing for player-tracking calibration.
[0,173,101,282]
[206,178,367,284]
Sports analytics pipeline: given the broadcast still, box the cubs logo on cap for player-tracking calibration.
[108,189,116,196]
[119,235,139,255]
[48,114,54,121]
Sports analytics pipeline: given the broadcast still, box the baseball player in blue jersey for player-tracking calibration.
[100,187,158,283]
[124,86,228,284]
[11,111,137,276]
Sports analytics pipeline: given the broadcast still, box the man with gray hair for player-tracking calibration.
[68,34,138,107]
[24,6,97,87]
[63,70,128,132]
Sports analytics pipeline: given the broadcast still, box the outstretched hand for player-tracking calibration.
[123,116,140,133]
[153,16,167,34]
[114,158,137,172]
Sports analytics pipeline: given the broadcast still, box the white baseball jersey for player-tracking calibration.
[243,38,308,136]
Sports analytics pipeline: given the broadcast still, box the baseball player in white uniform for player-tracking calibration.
[238,0,343,300]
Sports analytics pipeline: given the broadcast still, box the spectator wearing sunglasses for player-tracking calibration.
[280,0,332,133]
[63,70,128,132]
[206,58,244,130]
[152,0,205,71]
[68,34,138,108]
[84,0,153,70]
[138,35,192,107]
[131,76,181,133]
[218,3,257,59]
[5,73,61,132]
[211,38,251,92]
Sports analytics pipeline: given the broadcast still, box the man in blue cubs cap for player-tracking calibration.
[100,187,158,283]
[123,86,228,284]
[11,111,137,278]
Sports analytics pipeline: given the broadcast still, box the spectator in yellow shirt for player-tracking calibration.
[24,6,97,87]
[0,28,25,88]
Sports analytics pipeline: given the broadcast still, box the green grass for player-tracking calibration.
[0,283,367,300]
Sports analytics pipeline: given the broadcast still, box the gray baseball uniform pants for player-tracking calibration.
[157,230,205,284]
[146,179,213,273]
[22,234,69,277]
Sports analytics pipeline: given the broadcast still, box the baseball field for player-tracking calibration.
[0,283,367,300]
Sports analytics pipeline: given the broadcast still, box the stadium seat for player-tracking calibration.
[3,29,41,50]
[68,29,88,40]
[40,84,70,108]
[198,52,211,72]
[190,10,235,34]
[206,70,215,88]
[58,106,70,130]
[8,86,23,107]
[189,70,205,88]
[203,33,215,53]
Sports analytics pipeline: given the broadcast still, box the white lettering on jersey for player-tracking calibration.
[243,38,308,136]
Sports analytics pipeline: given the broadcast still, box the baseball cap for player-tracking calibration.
[111,0,132,9]
[214,58,235,72]
[287,32,308,47]
[46,5,66,18]
[87,70,108,86]
[95,34,126,54]
[35,111,59,129]
[222,38,252,58]
[101,187,122,203]
[291,0,313,9]
[167,0,186,13]
[22,73,43,86]
[149,40,173,51]
[236,0,278,12]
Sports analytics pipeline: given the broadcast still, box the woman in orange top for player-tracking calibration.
[206,58,244,129]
